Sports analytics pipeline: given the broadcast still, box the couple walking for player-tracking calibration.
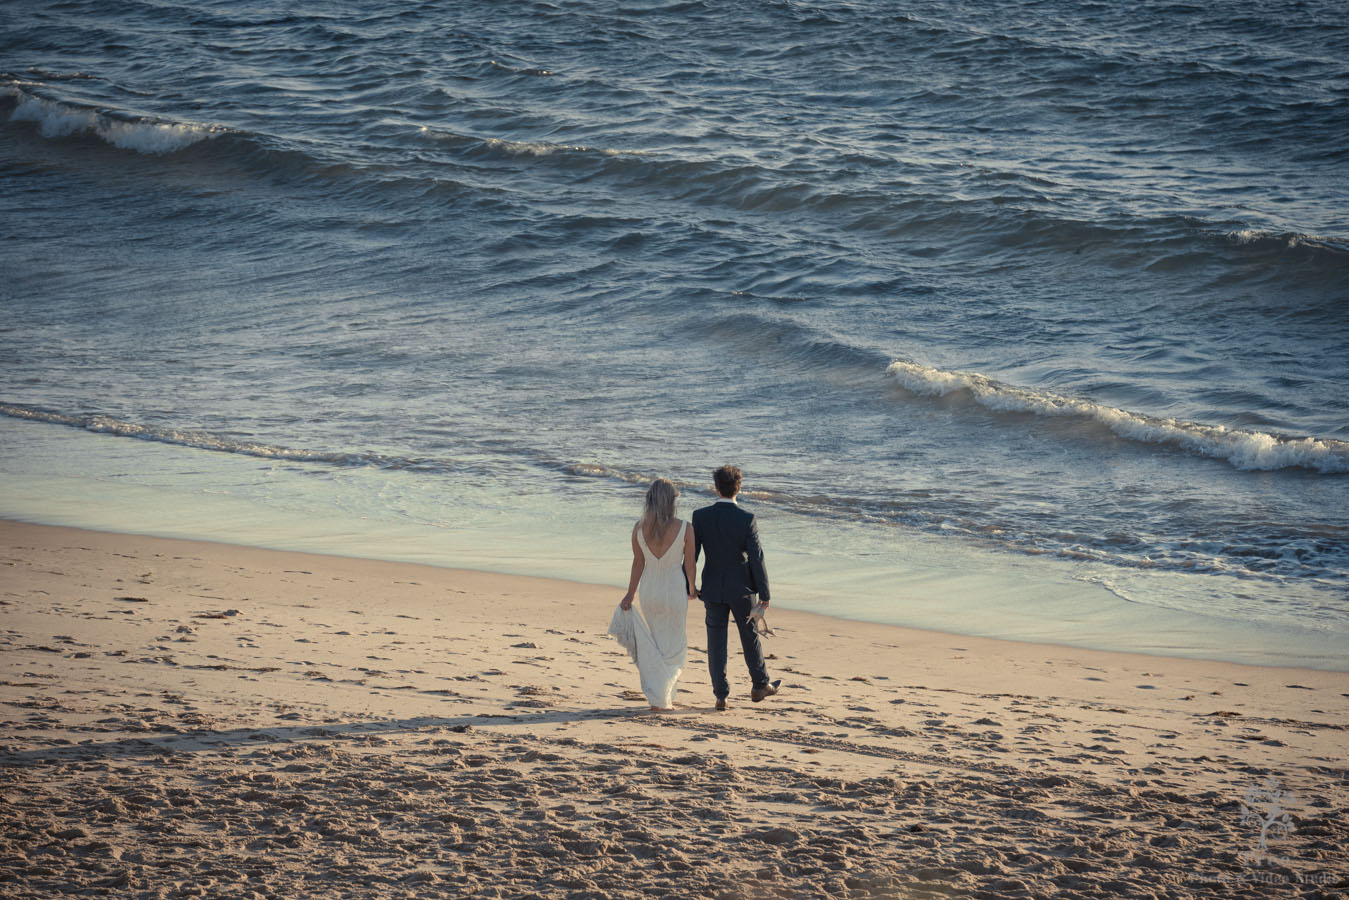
[608,465,781,711]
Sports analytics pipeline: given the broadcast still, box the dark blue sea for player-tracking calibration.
[2,0,1347,667]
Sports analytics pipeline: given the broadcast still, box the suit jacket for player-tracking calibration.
[693,500,770,613]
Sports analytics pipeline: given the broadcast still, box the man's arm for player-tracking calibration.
[692,509,704,565]
[745,514,769,605]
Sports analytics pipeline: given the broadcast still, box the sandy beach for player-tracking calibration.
[1,518,1345,899]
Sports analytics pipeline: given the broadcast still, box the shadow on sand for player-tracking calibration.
[0,704,720,766]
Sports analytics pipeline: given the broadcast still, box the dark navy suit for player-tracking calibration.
[692,498,771,698]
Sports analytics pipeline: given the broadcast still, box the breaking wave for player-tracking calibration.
[888,361,1349,474]
[2,85,224,154]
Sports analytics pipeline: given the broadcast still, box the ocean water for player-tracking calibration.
[2,0,1347,668]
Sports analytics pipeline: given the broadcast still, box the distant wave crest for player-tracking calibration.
[1224,228,1349,269]
[887,361,1349,474]
[0,403,384,466]
[1227,228,1348,253]
[2,85,224,154]
[418,125,645,159]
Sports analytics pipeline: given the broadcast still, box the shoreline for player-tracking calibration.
[2,518,1346,897]
[2,504,1344,674]
[2,406,1344,674]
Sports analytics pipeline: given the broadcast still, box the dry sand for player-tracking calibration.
[1,519,1345,899]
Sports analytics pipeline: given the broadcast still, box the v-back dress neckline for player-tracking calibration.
[640,520,685,562]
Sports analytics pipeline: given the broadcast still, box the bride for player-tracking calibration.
[608,478,697,710]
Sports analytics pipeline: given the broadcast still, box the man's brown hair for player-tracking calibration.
[713,465,742,498]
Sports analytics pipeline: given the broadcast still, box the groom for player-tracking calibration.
[692,465,781,711]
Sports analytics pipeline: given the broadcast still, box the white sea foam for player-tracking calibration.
[564,461,653,485]
[1229,228,1305,247]
[887,361,1349,474]
[1226,228,1348,254]
[418,125,643,159]
[5,87,222,154]
[1229,228,1272,245]
[482,135,645,158]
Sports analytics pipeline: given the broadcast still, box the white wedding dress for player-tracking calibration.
[608,520,689,709]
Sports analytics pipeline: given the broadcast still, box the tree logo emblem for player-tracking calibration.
[1237,777,1295,865]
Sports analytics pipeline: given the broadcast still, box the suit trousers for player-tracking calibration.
[704,600,769,698]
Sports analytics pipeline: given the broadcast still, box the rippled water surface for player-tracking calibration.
[2,0,1347,664]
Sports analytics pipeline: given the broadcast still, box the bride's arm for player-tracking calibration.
[683,521,697,600]
[620,524,644,610]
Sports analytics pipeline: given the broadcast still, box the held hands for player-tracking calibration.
[620,591,635,611]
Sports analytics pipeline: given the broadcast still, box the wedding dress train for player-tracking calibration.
[608,520,688,709]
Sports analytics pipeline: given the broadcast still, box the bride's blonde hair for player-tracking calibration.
[641,478,678,541]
